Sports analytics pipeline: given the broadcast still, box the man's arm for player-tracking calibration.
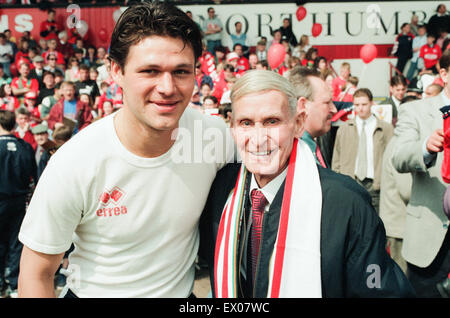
[331,127,342,173]
[391,103,429,173]
[345,199,416,297]
[18,246,64,298]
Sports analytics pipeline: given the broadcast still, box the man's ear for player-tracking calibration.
[109,59,123,87]
[294,105,307,138]
[440,66,448,85]
[297,96,307,113]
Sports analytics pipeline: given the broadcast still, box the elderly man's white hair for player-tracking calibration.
[230,70,298,115]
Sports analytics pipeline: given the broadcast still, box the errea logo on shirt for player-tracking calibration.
[97,187,128,217]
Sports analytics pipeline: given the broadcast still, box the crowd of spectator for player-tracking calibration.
[0,2,449,298]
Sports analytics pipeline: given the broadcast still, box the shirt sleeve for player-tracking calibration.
[19,152,85,255]
[344,196,416,297]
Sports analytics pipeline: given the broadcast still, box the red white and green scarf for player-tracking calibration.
[214,138,323,298]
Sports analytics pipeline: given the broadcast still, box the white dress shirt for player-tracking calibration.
[354,115,377,179]
[240,167,288,281]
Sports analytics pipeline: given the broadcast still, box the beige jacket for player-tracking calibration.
[332,117,394,191]
[379,137,412,239]
[391,94,449,268]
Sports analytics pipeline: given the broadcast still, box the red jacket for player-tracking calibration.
[47,99,93,131]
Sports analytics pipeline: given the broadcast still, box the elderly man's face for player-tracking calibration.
[231,90,304,187]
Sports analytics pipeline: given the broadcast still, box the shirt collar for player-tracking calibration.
[249,167,288,205]
[391,96,401,107]
[355,114,376,126]
[301,130,316,152]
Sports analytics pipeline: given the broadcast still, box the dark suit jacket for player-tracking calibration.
[380,97,398,126]
[200,163,415,298]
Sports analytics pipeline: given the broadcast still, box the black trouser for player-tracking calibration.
[0,196,26,291]
[407,230,450,297]
[356,178,380,214]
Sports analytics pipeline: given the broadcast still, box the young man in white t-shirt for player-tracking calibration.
[18,2,234,298]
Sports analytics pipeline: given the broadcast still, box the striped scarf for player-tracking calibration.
[214,138,323,297]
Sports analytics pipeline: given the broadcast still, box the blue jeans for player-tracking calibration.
[1,62,11,78]
[206,40,221,56]
[406,60,419,81]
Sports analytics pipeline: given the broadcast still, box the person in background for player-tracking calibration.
[392,23,414,74]
[203,7,223,55]
[332,88,394,214]
[64,57,80,82]
[409,14,420,36]
[233,43,249,73]
[0,110,37,298]
[407,24,427,81]
[380,75,408,126]
[101,100,115,118]
[293,34,311,58]
[57,31,74,64]
[43,53,64,76]
[39,9,60,41]
[427,3,450,40]
[290,66,337,168]
[278,18,297,47]
[42,38,65,69]
[37,71,55,106]
[391,51,450,297]
[202,95,219,116]
[423,83,444,98]
[75,64,100,106]
[338,76,359,102]
[255,40,267,62]
[14,106,36,151]
[0,33,14,78]
[332,62,351,101]
[29,55,45,89]
[379,95,418,274]
[255,60,269,70]
[31,123,54,182]
[11,62,39,105]
[39,82,61,122]
[47,81,92,133]
[230,21,247,50]
[0,83,19,111]
[0,64,11,87]
[419,33,442,75]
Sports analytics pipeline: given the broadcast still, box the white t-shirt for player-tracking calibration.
[19,107,235,297]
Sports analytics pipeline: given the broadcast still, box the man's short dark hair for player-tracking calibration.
[256,60,269,69]
[204,95,218,104]
[233,43,243,51]
[42,71,55,79]
[354,88,373,101]
[390,74,407,87]
[109,2,203,71]
[79,64,90,72]
[0,110,15,132]
[400,95,419,105]
[440,50,450,72]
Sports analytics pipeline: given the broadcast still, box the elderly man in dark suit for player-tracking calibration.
[200,70,414,298]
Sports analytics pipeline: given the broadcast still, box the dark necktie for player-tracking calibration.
[250,189,268,281]
[315,141,327,168]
